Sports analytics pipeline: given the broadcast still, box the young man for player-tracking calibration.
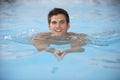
[31,8,87,60]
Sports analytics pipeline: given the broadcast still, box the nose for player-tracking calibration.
[56,23,60,28]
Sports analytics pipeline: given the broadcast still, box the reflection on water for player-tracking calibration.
[90,54,120,70]
[0,0,120,80]
[51,66,59,74]
[88,31,120,46]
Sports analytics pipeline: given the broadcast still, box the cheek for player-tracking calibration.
[49,26,54,30]
[48,25,51,30]
[65,25,69,30]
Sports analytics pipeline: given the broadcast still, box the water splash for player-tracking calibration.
[1,30,120,46]
[0,29,37,45]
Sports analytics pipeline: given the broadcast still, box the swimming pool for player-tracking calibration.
[0,0,120,80]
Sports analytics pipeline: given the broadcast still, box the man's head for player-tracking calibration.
[48,8,70,35]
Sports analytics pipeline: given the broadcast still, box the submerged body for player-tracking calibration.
[31,32,87,60]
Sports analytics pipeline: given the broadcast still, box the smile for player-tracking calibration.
[55,29,62,32]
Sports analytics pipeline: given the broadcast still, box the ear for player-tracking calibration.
[67,23,70,29]
[48,24,51,30]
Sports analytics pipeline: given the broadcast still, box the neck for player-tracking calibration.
[50,33,71,40]
[51,33,69,37]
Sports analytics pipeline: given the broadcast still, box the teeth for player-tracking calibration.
[55,29,61,32]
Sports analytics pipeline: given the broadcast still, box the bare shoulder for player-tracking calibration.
[68,32,78,36]
[31,32,51,41]
[77,33,87,37]
[37,32,51,37]
[68,32,87,37]
[31,32,50,43]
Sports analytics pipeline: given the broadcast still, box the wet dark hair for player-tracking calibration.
[48,8,70,24]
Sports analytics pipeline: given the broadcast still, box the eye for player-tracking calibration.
[51,21,57,24]
[60,20,65,24]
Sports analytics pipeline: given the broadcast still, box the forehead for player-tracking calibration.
[51,14,66,21]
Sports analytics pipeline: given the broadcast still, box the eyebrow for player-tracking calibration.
[51,21,57,23]
[51,19,65,22]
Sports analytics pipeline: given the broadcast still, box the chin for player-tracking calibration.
[54,33,64,36]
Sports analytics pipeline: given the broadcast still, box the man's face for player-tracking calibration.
[49,14,70,35]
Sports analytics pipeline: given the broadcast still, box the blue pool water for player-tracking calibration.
[0,0,120,80]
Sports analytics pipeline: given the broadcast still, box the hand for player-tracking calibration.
[54,50,66,60]
[54,50,61,60]
[59,50,66,60]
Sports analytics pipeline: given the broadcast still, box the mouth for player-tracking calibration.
[55,28,62,32]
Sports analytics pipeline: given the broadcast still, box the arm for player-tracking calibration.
[56,47,84,60]
[31,32,54,52]
[31,36,62,60]
[64,47,84,54]
[64,33,87,53]
[58,34,87,60]
[31,37,49,51]
[62,41,84,55]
